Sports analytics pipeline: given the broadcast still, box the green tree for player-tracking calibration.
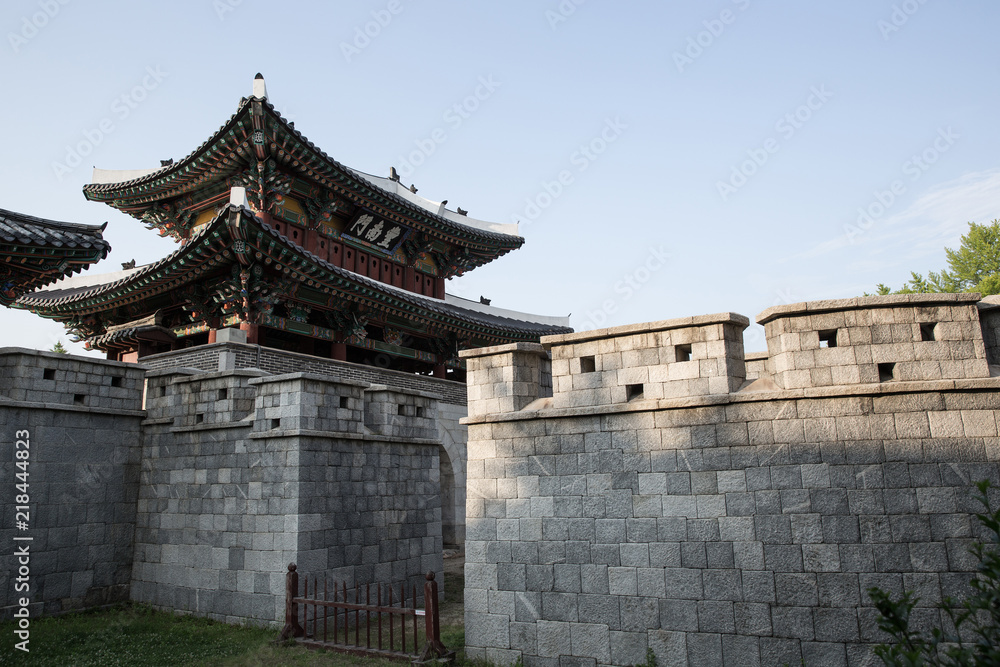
[870,480,1000,665]
[875,220,1000,296]
[51,341,68,354]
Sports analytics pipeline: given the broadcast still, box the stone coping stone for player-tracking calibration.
[248,428,440,446]
[144,341,465,390]
[459,342,546,359]
[171,420,252,434]
[365,383,443,401]
[142,366,206,379]
[460,375,1000,424]
[167,368,270,384]
[538,312,751,347]
[248,372,370,387]
[0,346,143,371]
[745,351,770,361]
[757,293,983,325]
[978,295,1000,309]
[0,397,146,417]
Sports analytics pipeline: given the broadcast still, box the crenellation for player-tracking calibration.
[2,347,454,625]
[463,294,1000,665]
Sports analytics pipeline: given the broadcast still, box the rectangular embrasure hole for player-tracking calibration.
[43,368,55,381]
[920,322,937,341]
[195,413,205,424]
[398,404,407,416]
[110,376,123,387]
[416,406,425,417]
[158,385,167,397]
[818,330,838,348]
[270,418,281,430]
[218,388,228,400]
[73,394,85,405]
[580,356,596,373]
[626,384,644,401]
[878,362,896,382]
[675,344,692,362]
[340,396,349,409]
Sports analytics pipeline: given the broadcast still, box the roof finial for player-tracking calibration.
[389,167,399,182]
[252,73,267,100]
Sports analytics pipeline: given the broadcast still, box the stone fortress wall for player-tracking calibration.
[0,345,454,623]
[142,339,469,548]
[461,293,1000,666]
[0,350,145,616]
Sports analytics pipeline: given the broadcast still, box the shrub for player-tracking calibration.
[869,480,1000,666]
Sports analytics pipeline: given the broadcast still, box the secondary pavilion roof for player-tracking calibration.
[81,75,522,277]
[17,204,571,347]
[0,207,110,306]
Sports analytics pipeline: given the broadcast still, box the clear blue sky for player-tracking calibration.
[2,0,999,354]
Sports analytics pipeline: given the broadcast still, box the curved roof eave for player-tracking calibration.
[17,206,571,339]
[81,95,523,249]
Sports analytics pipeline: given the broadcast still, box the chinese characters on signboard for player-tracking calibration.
[345,211,407,252]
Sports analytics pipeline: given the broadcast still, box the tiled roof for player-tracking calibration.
[83,95,522,253]
[18,205,571,341]
[0,207,111,306]
[0,207,109,251]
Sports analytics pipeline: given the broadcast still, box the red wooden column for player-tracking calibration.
[241,322,260,344]
[432,364,446,378]
[332,342,347,361]
[299,338,315,356]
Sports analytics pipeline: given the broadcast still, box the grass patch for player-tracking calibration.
[0,604,468,667]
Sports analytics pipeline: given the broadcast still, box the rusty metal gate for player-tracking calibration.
[279,563,454,663]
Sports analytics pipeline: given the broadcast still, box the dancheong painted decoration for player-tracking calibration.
[15,75,571,379]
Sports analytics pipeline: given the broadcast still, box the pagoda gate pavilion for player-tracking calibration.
[17,75,570,377]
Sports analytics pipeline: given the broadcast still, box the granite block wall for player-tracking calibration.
[439,402,470,549]
[461,294,1000,666]
[133,369,444,624]
[978,296,1000,367]
[0,349,144,618]
[142,341,471,552]
[548,314,749,407]
[140,340,468,405]
[758,294,989,390]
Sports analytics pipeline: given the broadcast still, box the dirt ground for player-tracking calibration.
[440,550,465,627]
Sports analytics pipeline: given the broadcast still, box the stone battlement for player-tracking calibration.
[462,294,998,421]
[460,293,1000,666]
[1,349,462,624]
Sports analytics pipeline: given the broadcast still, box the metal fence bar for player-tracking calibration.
[281,564,451,661]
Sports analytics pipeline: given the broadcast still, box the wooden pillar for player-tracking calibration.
[299,337,315,356]
[208,329,217,344]
[433,364,447,379]
[404,265,416,293]
[332,342,347,361]
[434,277,445,299]
[241,322,260,344]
